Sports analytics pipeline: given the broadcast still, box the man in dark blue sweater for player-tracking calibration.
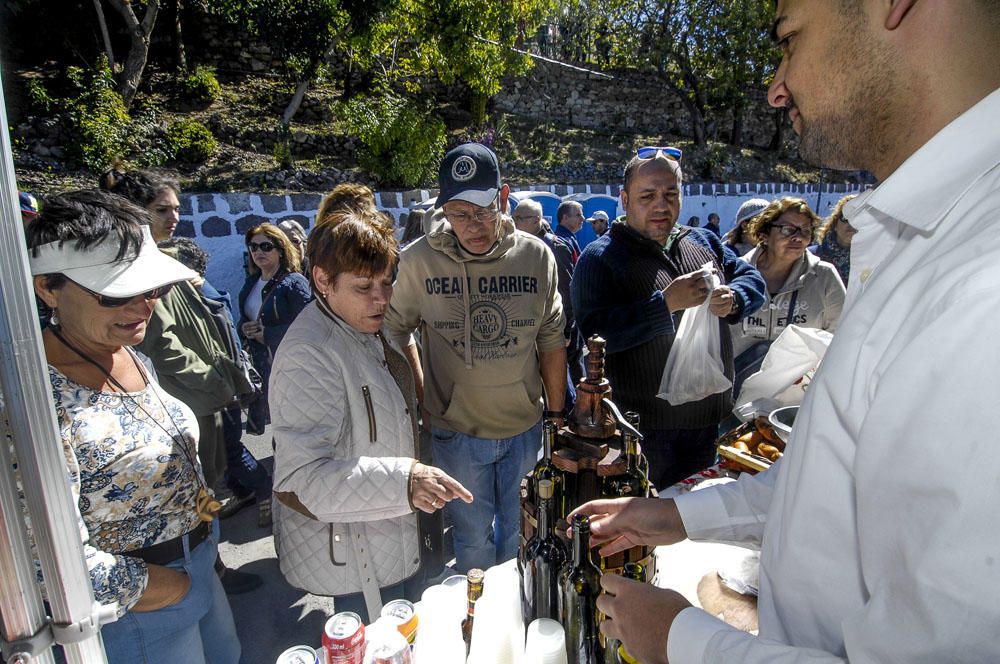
[572,150,765,489]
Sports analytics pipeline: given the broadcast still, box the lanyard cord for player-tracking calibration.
[48,326,209,496]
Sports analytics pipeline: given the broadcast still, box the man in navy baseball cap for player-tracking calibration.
[435,142,503,209]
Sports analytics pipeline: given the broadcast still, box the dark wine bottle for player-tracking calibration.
[603,427,650,498]
[522,479,569,623]
[461,568,485,656]
[560,514,603,664]
[625,411,649,480]
[534,420,565,517]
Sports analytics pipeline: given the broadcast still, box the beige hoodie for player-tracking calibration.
[385,213,565,439]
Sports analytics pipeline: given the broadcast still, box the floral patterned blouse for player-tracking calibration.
[49,362,204,615]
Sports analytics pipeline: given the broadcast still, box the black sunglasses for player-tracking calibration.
[248,241,277,253]
[72,280,176,308]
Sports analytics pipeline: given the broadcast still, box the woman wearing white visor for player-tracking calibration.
[24,190,242,664]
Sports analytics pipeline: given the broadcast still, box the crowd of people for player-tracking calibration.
[6,0,999,662]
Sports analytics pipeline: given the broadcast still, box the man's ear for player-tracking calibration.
[499,183,511,213]
[620,188,629,211]
[886,0,918,30]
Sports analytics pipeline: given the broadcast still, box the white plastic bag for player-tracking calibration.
[733,324,833,419]
[657,262,732,405]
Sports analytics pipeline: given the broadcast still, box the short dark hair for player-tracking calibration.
[623,154,683,193]
[556,200,582,224]
[307,209,398,285]
[708,213,720,223]
[158,236,208,277]
[99,169,180,208]
[27,189,147,290]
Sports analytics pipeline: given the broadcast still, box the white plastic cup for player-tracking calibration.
[524,619,566,664]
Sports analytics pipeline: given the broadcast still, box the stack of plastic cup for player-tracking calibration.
[467,560,525,664]
[523,619,567,664]
[414,583,466,663]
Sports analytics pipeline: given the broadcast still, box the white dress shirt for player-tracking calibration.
[668,87,1000,662]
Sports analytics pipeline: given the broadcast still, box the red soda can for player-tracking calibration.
[321,611,366,664]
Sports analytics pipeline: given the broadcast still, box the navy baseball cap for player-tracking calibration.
[436,143,501,209]
[20,191,39,218]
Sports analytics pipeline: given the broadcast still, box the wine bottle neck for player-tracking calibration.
[572,525,590,565]
[537,496,551,535]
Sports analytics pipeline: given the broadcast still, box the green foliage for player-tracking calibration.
[26,58,133,171]
[273,122,294,168]
[339,92,446,187]
[560,0,778,146]
[179,66,222,103]
[167,119,218,163]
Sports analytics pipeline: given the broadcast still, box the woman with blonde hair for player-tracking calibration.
[812,193,858,284]
[237,223,312,433]
[730,196,846,398]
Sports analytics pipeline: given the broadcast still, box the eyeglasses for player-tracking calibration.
[636,146,683,161]
[248,241,277,253]
[72,280,175,307]
[444,205,501,228]
[770,224,812,239]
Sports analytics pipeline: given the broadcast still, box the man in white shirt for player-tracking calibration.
[572,1,1000,662]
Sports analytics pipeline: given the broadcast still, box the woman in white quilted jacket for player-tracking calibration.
[269,207,472,622]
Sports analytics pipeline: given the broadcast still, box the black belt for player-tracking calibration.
[125,520,211,565]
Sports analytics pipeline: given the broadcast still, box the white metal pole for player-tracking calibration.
[0,67,111,662]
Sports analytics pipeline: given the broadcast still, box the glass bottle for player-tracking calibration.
[603,427,650,498]
[625,411,649,480]
[614,563,647,664]
[534,420,564,518]
[560,514,602,664]
[522,479,568,623]
[461,568,485,656]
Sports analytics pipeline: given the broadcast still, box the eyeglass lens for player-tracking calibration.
[773,224,809,238]
[249,242,276,252]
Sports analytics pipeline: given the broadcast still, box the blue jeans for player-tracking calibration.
[100,523,242,664]
[221,406,272,500]
[432,420,543,573]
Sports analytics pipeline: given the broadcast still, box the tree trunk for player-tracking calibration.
[282,77,312,124]
[108,0,160,108]
[768,109,786,152]
[730,97,746,147]
[92,0,115,71]
[173,0,187,72]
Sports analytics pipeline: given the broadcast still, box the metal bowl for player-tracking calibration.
[768,406,799,444]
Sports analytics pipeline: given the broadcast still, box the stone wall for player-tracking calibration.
[184,182,867,301]
[494,59,777,147]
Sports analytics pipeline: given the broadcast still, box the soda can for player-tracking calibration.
[322,611,366,664]
[379,599,419,647]
[368,628,413,664]
[275,645,319,664]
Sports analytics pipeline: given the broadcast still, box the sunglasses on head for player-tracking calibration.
[248,241,277,253]
[73,280,175,307]
[636,146,683,161]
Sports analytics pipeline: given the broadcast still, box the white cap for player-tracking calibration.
[30,226,197,297]
[735,198,771,226]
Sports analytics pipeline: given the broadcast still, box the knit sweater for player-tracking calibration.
[572,221,766,430]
